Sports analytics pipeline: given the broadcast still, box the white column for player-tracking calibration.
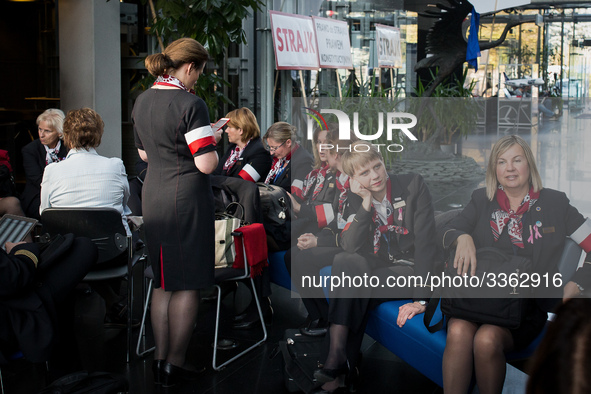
[58,0,121,158]
[258,0,274,134]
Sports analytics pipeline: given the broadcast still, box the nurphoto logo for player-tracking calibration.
[304,106,418,153]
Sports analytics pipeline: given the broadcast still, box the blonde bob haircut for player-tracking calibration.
[225,107,260,142]
[63,108,104,150]
[37,108,65,138]
[341,141,383,177]
[264,122,296,144]
[485,135,543,201]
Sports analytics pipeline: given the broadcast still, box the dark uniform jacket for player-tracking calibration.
[440,187,591,311]
[271,144,314,195]
[21,139,68,218]
[340,173,439,300]
[214,138,271,183]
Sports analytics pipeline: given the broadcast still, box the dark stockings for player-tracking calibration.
[151,288,200,368]
[443,318,513,394]
[321,323,349,391]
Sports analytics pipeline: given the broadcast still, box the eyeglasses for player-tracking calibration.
[266,140,287,153]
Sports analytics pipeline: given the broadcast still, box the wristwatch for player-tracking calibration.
[416,300,427,306]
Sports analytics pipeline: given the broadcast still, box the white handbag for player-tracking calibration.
[214,202,245,268]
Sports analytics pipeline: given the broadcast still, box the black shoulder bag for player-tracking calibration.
[425,247,532,332]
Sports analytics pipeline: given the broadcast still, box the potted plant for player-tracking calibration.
[412,68,478,155]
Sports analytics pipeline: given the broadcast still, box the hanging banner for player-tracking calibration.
[375,24,402,69]
[269,11,319,70]
[312,16,353,69]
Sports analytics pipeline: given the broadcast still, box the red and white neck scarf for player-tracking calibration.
[302,164,330,202]
[335,171,350,229]
[490,186,540,248]
[265,149,292,184]
[223,140,250,171]
[372,178,409,254]
[153,74,195,94]
[44,140,62,165]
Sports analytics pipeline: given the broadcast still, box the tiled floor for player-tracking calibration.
[4,102,591,393]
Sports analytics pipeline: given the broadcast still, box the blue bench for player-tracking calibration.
[268,239,581,388]
[364,299,547,387]
[269,250,292,291]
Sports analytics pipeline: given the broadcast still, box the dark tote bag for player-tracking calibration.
[425,247,532,332]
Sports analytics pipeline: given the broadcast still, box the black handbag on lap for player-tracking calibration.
[425,247,532,332]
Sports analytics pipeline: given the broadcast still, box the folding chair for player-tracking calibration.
[136,265,155,357]
[212,231,268,371]
[40,207,144,363]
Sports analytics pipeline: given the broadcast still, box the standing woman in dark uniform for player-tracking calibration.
[132,38,219,387]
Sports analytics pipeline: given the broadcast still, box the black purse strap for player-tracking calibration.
[216,202,248,226]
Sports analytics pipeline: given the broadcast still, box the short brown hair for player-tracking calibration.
[63,108,104,150]
[225,107,260,142]
[145,38,209,77]
[341,141,383,177]
[485,135,543,200]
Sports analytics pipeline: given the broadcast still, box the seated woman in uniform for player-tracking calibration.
[314,141,438,393]
[291,138,356,337]
[439,135,591,394]
[210,108,272,327]
[21,108,68,219]
[261,121,313,251]
[214,107,271,182]
[289,125,339,237]
[262,121,313,194]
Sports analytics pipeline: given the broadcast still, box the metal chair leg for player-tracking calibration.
[0,366,4,394]
[212,277,268,371]
[136,278,155,357]
[126,236,133,363]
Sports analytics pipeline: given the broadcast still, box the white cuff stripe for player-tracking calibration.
[185,125,214,145]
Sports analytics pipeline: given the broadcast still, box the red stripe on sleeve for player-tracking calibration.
[239,170,256,183]
[580,234,591,253]
[188,136,216,155]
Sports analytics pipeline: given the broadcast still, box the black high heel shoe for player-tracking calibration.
[152,359,164,385]
[313,361,350,384]
[162,362,205,387]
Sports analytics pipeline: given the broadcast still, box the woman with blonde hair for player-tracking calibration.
[132,37,218,387]
[439,135,591,394]
[214,107,271,182]
[21,108,68,218]
[263,121,313,196]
